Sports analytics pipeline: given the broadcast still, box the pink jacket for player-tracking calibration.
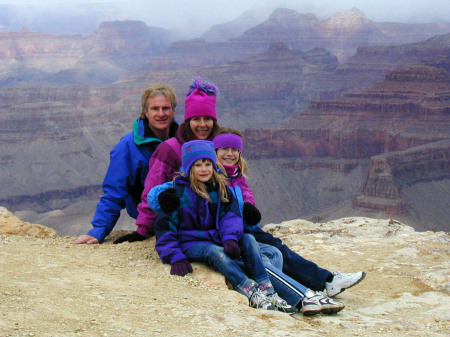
[227,175,256,206]
[136,136,182,236]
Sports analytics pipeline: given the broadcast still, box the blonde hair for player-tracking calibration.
[187,159,229,203]
[140,84,178,119]
[214,127,249,177]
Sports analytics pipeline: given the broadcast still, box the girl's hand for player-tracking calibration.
[243,202,261,226]
[158,188,180,213]
[170,260,193,276]
[223,240,241,259]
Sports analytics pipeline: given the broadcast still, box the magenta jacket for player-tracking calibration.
[135,132,183,236]
[227,175,256,206]
[135,126,215,236]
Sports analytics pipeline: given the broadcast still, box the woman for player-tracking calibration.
[115,76,221,242]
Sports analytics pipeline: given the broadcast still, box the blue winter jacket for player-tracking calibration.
[149,178,259,232]
[88,118,178,242]
[153,176,243,265]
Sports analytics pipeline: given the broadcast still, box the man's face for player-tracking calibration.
[144,94,175,134]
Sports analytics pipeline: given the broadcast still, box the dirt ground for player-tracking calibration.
[0,208,449,337]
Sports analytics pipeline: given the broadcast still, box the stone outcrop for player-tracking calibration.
[141,8,450,71]
[242,64,449,230]
[0,21,178,87]
[352,140,450,216]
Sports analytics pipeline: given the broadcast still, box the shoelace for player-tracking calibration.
[250,291,272,308]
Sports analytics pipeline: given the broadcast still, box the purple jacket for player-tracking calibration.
[154,176,244,264]
[136,126,215,236]
[135,130,183,236]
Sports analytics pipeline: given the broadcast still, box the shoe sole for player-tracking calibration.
[329,271,366,297]
[321,304,345,315]
[302,309,321,316]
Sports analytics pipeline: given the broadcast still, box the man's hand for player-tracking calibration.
[113,231,145,244]
[72,235,99,245]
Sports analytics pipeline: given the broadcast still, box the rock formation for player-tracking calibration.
[0,207,448,336]
[0,21,178,87]
[244,64,449,231]
[142,8,450,71]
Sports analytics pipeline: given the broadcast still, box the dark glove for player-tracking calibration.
[113,231,146,244]
[170,259,193,276]
[158,188,180,213]
[243,202,261,226]
[223,239,241,259]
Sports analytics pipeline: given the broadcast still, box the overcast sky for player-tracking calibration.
[1,0,449,35]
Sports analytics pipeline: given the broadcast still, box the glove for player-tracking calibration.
[170,259,193,276]
[223,240,240,259]
[243,202,261,226]
[113,231,146,244]
[158,188,180,213]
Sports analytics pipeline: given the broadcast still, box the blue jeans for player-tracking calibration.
[251,226,332,291]
[236,242,308,308]
[185,234,271,297]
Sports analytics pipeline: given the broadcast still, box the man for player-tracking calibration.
[72,84,178,244]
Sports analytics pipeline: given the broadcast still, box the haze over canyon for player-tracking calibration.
[0,7,449,236]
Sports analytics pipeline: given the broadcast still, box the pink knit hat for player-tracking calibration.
[184,76,218,121]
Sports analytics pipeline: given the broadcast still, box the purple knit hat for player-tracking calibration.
[213,133,242,152]
[181,140,218,174]
[184,76,218,121]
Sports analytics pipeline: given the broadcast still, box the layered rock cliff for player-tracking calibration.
[244,64,449,231]
[141,8,450,71]
[1,26,449,235]
[0,21,178,87]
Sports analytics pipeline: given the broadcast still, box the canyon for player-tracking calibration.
[0,8,449,236]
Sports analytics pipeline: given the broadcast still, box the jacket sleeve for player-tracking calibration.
[88,138,135,242]
[239,176,256,205]
[218,191,244,243]
[154,208,187,265]
[136,143,180,236]
[148,181,174,214]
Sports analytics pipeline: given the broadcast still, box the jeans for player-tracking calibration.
[185,234,270,297]
[258,242,283,269]
[235,242,308,308]
[251,226,332,291]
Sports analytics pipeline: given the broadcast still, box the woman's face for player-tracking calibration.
[189,117,214,140]
[216,147,240,166]
[192,159,213,182]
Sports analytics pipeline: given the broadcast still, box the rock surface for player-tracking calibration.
[0,207,448,337]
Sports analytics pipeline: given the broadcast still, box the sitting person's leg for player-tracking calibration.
[252,227,331,291]
[238,234,297,313]
[252,227,365,295]
[185,241,278,311]
[258,242,283,269]
[261,253,344,315]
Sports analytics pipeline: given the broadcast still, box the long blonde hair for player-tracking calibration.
[182,159,229,203]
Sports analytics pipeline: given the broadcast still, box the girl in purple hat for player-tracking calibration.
[115,76,221,244]
[153,140,296,313]
[153,129,347,316]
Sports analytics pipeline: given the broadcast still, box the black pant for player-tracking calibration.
[251,226,332,291]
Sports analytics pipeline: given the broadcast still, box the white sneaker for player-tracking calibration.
[325,271,366,297]
[249,289,277,310]
[301,290,345,316]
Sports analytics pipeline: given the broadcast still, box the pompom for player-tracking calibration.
[186,76,217,97]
